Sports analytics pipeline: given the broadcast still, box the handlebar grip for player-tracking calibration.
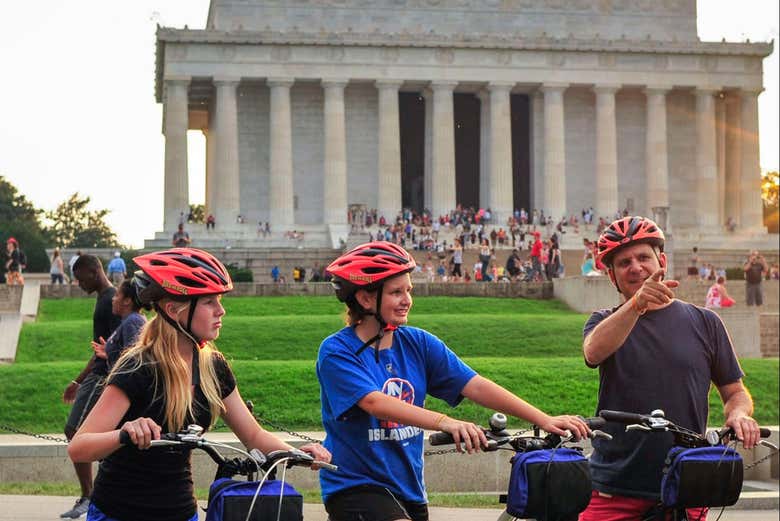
[585,417,607,430]
[118,430,132,446]
[599,410,646,424]
[317,461,339,472]
[429,432,455,446]
[720,426,772,440]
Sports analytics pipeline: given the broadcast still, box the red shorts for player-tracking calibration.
[579,490,707,521]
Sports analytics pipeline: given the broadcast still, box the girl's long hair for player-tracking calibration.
[110,300,226,432]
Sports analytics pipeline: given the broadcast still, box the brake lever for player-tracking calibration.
[626,424,653,432]
[759,440,779,450]
[591,430,613,441]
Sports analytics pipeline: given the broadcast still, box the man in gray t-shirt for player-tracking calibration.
[579,216,760,520]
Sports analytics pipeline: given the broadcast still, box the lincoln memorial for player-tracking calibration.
[148,0,773,249]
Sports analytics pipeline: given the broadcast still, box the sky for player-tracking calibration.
[0,1,777,248]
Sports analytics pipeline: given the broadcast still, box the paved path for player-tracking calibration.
[1,496,778,521]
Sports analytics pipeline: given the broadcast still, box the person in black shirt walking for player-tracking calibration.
[61,255,121,518]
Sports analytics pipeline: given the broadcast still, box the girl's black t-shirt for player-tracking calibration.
[91,351,236,521]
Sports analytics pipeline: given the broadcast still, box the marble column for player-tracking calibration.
[716,95,727,227]
[163,79,190,231]
[430,81,457,219]
[213,78,240,227]
[695,88,719,230]
[594,85,620,220]
[268,78,295,228]
[376,80,403,222]
[477,90,491,210]
[541,83,568,221]
[644,87,670,213]
[724,92,742,225]
[323,80,348,225]
[488,82,514,224]
[739,88,765,231]
[205,125,215,217]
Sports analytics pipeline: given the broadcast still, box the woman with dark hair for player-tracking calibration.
[91,279,149,370]
[316,241,589,521]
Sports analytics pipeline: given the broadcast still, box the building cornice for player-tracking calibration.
[157,27,773,56]
[154,27,774,101]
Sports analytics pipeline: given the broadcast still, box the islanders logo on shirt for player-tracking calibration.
[382,377,415,405]
[367,377,423,442]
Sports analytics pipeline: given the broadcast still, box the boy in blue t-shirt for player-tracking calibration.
[317,241,590,521]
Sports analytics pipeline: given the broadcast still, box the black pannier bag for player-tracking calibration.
[661,446,744,508]
[206,478,303,521]
[506,448,592,521]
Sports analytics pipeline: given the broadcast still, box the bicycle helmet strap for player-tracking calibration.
[354,284,397,363]
[152,301,203,389]
[153,298,207,349]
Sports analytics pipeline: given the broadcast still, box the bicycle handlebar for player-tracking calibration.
[118,427,337,473]
[599,409,774,448]
[429,415,610,450]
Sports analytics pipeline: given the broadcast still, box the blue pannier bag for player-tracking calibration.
[506,448,591,521]
[205,478,303,521]
[661,446,743,508]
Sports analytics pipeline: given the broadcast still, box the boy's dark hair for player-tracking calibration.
[72,254,103,273]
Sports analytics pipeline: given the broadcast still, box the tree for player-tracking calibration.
[762,170,779,233]
[0,176,51,273]
[46,193,121,248]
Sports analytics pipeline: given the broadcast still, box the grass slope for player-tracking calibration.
[2,297,777,434]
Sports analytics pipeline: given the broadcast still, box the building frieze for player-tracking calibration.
[157,27,772,58]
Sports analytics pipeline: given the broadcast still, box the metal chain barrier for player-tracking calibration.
[0,424,69,444]
[250,414,324,445]
[424,447,460,456]
[1,418,776,470]
[744,448,780,470]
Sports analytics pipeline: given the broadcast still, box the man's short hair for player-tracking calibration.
[72,254,103,273]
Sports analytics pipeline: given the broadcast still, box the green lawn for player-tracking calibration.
[2,297,777,434]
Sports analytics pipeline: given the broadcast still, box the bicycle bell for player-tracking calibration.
[489,413,507,432]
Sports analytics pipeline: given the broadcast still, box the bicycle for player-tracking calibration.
[598,409,777,521]
[119,424,337,521]
[429,413,612,521]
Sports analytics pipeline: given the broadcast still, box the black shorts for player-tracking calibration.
[325,485,429,521]
[65,373,105,435]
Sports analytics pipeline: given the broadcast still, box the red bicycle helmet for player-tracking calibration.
[326,241,416,302]
[133,248,233,303]
[596,216,665,267]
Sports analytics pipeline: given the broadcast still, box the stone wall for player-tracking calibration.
[40,281,553,300]
[760,313,779,357]
[0,286,23,312]
[206,0,699,42]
